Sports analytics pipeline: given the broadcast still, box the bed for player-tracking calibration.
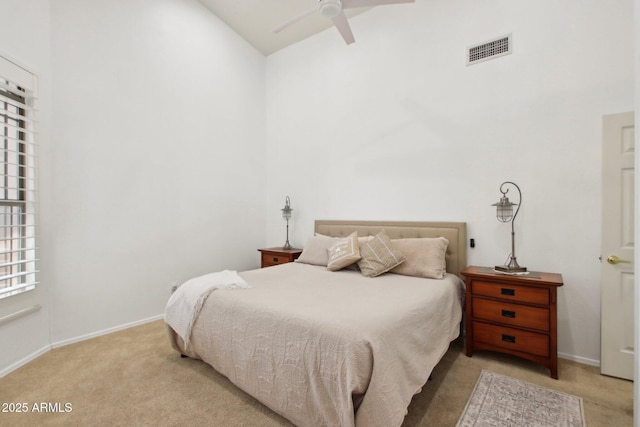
[165,220,467,427]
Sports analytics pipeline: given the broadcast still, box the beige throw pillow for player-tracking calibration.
[390,237,449,279]
[327,232,361,271]
[357,230,405,277]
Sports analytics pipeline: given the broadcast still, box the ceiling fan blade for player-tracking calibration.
[332,12,355,45]
[342,0,415,9]
[271,5,321,33]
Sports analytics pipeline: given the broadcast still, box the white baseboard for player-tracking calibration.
[0,344,51,378]
[0,314,164,378]
[51,314,164,349]
[558,351,600,367]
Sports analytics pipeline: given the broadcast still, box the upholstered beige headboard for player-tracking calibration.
[314,220,467,277]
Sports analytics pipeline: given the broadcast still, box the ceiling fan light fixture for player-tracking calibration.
[320,0,343,18]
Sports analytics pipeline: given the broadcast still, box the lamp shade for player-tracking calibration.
[492,195,517,222]
[281,196,292,220]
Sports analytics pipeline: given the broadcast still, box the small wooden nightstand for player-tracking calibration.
[258,247,303,268]
[461,266,564,379]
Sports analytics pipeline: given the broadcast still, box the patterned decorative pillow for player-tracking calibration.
[390,237,449,279]
[357,230,406,277]
[295,234,338,266]
[327,232,361,271]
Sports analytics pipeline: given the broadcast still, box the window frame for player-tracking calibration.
[0,65,38,300]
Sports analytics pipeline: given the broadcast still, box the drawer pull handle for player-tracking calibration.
[501,309,516,318]
[273,257,279,262]
[501,288,515,296]
[501,334,516,343]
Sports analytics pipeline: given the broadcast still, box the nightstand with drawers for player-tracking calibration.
[258,247,303,268]
[461,266,564,379]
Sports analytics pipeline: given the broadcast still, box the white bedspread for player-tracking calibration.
[164,270,250,350]
[167,262,463,427]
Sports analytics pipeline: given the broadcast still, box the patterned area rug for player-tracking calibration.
[456,370,585,427]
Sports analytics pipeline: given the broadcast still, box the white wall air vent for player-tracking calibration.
[467,34,512,65]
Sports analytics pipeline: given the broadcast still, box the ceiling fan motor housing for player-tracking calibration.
[320,0,343,18]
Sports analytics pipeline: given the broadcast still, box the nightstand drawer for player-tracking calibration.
[472,280,549,305]
[472,298,549,332]
[263,255,288,267]
[473,321,550,357]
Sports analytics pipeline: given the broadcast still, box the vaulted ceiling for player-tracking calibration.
[198,0,369,55]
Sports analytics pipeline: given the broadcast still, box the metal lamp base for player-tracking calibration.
[495,257,527,273]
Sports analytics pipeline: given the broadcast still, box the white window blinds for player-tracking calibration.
[0,65,38,299]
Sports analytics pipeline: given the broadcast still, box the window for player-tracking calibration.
[0,67,37,299]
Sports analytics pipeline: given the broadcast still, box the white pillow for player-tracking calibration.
[295,234,338,266]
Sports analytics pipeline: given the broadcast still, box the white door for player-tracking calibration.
[601,111,635,380]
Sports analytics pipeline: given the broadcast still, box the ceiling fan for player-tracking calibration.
[271,0,416,45]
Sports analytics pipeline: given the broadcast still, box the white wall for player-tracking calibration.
[0,0,53,375]
[265,0,634,364]
[48,0,267,343]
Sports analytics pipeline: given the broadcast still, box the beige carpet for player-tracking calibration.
[456,369,585,427]
[0,320,632,426]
